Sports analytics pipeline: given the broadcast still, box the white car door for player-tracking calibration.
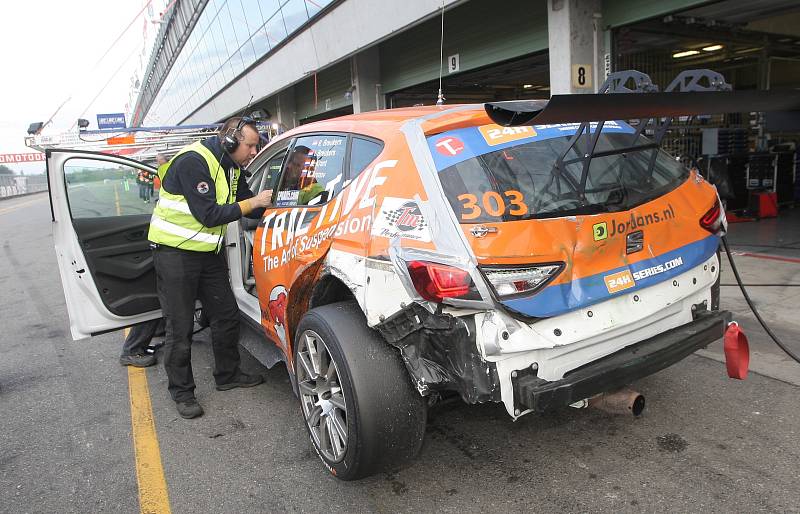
[47,149,162,340]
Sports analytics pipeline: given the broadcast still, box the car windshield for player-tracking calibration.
[427,122,689,223]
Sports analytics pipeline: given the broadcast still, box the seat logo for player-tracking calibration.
[626,230,644,254]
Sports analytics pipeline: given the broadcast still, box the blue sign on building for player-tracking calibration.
[97,113,127,130]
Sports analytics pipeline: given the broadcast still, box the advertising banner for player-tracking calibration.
[0,153,45,163]
[97,113,127,130]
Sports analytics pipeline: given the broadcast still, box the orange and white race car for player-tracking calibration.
[48,70,798,480]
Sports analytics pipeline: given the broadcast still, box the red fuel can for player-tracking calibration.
[723,322,750,380]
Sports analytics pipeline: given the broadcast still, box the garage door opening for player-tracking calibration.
[386,51,550,109]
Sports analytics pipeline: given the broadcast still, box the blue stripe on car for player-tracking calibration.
[499,235,719,318]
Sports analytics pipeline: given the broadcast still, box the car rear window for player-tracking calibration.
[427,122,689,223]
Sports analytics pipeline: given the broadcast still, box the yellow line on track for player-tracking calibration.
[114,184,122,216]
[0,195,46,215]
[125,328,171,514]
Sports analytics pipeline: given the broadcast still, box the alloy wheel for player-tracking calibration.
[296,329,348,462]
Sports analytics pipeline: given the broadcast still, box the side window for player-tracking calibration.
[262,148,288,194]
[349,137,384,182]
[275,134,347,207]
[63,158,156,218]
[247,142,289,194]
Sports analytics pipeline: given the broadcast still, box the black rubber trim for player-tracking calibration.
[486,90,800,126]
[513,310,732,413]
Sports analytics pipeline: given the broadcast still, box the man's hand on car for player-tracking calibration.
[250,189,273,208]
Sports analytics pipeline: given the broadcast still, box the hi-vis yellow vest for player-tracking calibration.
[148,141,240,252]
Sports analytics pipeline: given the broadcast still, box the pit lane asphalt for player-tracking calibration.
[1,192,799,513]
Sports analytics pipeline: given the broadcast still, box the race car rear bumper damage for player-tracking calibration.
[376,303,502,404]
[510,309,731,414]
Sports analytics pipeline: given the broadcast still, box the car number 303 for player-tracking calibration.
[457,190,528,220]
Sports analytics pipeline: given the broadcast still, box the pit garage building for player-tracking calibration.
[132,0,800,212]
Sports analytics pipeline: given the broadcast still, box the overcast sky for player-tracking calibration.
[0,1,163,173]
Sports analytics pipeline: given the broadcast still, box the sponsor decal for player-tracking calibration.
[428,120,635,171]
[97,112,127,130]
[260,211,372,272]
[434,136,465,156]
[607,204,675,237]
[371,197,431,242]
[478,124,537,146]
[276,190,299,207]
[196,181,210,194]
[267,285,288,347]
[604,269,635,294]
[592,221,608,241]
[632,256,683,281]
[0,153,45,163]
[258,159,397,271]
[603,256,685,294]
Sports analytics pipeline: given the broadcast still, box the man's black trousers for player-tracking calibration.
[153,245,241,402]
[121,318,164,357]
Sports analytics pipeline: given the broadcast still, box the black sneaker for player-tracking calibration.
[216,373,264,391]
[119,353,156,367]
[176,399,204,419]
[145,341,165,355]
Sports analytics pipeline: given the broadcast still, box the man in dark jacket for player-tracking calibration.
[147,117,272,419]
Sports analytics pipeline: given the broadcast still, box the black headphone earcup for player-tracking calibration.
[223,132,239,153]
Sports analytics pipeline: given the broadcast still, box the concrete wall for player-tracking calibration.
[184,0,463,124]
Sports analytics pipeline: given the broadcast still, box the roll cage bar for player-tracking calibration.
[484,69,800,208]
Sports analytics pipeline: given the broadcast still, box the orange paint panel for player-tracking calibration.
[464,175,720,287]
[252,130,436,365]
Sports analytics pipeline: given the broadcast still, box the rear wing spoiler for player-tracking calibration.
[482,69,800,202]
[485,69,800,126]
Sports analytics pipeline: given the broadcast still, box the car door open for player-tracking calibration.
[47,149,162,340]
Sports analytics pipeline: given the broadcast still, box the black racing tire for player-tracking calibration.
[293,301,427,480]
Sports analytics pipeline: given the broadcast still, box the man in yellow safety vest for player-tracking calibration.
[148,117,272,419]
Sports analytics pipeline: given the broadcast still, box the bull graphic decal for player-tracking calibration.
[268,285,288,346]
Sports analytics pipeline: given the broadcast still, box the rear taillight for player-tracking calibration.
[407,260,475,303]
[481,264,563,298]
[700,198,724,234]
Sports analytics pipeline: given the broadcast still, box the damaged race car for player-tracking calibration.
[47,69,800,480]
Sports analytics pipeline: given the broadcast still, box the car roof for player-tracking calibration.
[277,104,503,141]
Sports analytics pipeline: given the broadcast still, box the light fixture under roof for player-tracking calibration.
[523,84,533,89]
[673,50,700,59]
[702,44,723,52]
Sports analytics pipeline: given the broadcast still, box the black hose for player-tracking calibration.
[721,235,800,364]
[721,284,800,287]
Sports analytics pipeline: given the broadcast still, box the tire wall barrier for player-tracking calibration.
[0,176,48,199]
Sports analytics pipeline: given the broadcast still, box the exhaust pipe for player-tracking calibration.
[588,388,646,416]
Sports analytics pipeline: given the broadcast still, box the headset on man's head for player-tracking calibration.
[222,116,256,154]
